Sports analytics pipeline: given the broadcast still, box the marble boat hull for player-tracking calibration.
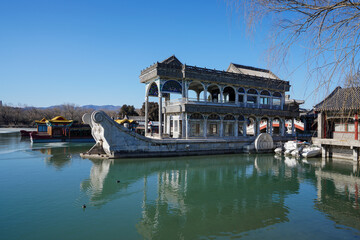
[80,111,276,159]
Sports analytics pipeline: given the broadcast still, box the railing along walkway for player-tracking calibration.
[165,98,282,110]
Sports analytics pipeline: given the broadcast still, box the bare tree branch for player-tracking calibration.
[228,0,360,98]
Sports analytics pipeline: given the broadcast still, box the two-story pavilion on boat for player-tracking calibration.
[141,56,301,140]
[81,56,302,158]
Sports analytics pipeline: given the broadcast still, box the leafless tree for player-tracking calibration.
[0,105,13,125]
[227,0,360,96]
[103,110,119,120]
[11,106,23,126]
[0,103,125,126]
[61,103,79,122]
[344,70,360,87]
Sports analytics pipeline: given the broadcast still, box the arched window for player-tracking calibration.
[162,80,182,94]
[260,90,271,106]
[189,113,203,120]
[247,89,258,95]
[273,92,282,97]
[246,117,257,136]
[224,114,235,136]
[148,82,159,97]
[247,89,258,106]
[260,90,270,96]
[272,117,281,135]
[188,81,204,101]
[273,92,282,108]
[207,114,220,137]
[238,115,245,135]
[224,114,235,121]
[189,113,203,137]
[223,86,236,103]
[208,114,220,120]
[207,85,220,103]
[260,117,270,133]
[238,87,245,93]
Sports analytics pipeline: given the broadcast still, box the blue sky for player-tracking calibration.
[0,0,323,109]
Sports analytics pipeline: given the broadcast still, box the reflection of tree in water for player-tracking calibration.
[32,143,91,170]
[81,154,301,238]
[42,147,72,169]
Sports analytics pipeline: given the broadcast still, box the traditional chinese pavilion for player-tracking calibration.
[313,86,360,161]
[140,56,302,140]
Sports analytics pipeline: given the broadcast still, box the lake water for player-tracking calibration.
[1,130,360,240]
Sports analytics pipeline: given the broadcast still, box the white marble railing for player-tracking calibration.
[165,98,285,110]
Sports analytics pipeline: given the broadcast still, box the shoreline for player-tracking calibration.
[0,127,36,134]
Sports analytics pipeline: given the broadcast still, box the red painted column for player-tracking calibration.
[355,113,358,140]
[323,113,327,139]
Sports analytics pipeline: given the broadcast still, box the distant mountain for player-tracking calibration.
[81,105,122,111]
[39,105,122,111]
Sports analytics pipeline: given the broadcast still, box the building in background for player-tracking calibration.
[313,86,360,161]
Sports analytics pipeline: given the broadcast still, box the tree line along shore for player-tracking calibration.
[0,102,159,128]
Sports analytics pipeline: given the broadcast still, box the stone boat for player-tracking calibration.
[80,111,276,159]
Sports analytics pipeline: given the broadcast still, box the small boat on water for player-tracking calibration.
[29,116,94,143]
[301,146,321,158]
[275,140,321,158]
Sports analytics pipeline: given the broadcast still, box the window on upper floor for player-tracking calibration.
[273,98,281,105]
[260,97,270,105]
[247,95,257,104]
[238,94,244,103]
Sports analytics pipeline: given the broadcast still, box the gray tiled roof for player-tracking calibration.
[314,86,360,111]
[227,63,280,80]
[160,55,182,66]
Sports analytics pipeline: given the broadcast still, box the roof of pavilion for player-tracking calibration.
[115,119,135,124]
[47,116,73,124]
[35,117,47,124]
[160,55,182,66]
[226,63,280,80]
[140,56,288,88]
[314,86,360,111]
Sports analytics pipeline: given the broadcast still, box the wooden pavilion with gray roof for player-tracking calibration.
[140,55,301,140]
[313,86,360,161]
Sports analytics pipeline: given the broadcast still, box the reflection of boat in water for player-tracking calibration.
[80,155,300,238]
[284,157,297,168]
[76,153,360,238]
[31,142,93,169]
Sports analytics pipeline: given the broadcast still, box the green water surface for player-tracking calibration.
[0,131,359,240]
